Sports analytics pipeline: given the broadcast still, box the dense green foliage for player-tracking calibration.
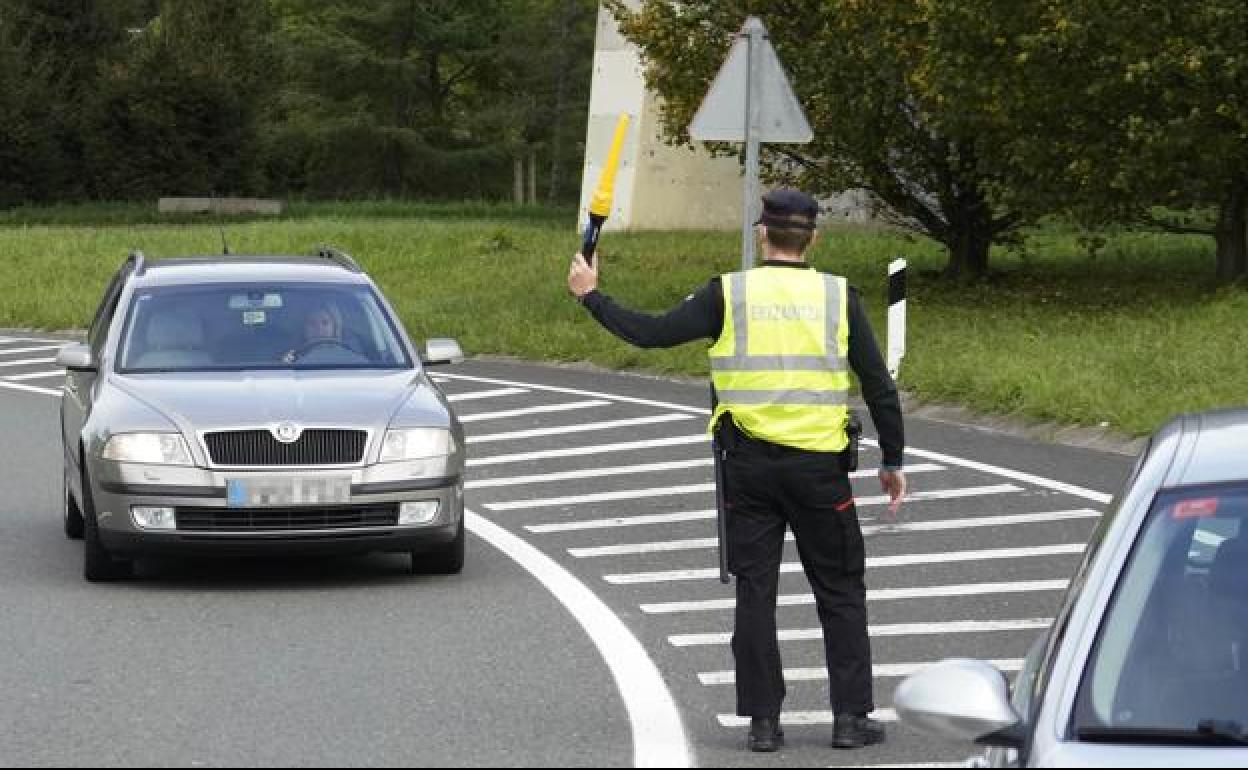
[608,0,1248,281]
[0,0,597,204]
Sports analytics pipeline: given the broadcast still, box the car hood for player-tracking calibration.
[108,369,452,435]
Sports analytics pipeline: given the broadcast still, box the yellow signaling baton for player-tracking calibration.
[581,114,630,265]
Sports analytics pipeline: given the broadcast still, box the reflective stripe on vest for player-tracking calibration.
[708,267,851,452]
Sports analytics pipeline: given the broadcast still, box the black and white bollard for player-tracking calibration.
[887,258,907,379]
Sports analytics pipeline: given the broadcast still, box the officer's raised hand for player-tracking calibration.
[567,252,598,300]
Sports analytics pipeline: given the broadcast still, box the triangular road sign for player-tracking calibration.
[689,18,813,143]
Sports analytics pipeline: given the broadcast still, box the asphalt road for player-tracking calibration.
[0,335,1138,767]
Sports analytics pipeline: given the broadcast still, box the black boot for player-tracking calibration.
[832,713,886,749]
[747,717,785,752]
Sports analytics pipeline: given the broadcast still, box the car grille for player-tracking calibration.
[175,504,399,532]
[204,429,367,466]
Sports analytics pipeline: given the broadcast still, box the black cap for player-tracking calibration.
[756,188,819,230]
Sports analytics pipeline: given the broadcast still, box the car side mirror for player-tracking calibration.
[421,338,465,366]
[56,343,97,372]
[893,659,1025,748]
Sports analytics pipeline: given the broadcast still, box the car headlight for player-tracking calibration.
[379,428,455,462]
[101,433,193,465]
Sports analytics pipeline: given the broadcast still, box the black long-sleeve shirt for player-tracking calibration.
[581,260,905,468]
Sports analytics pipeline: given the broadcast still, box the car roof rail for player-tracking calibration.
[314,245,362,272]
[128,249,148,276]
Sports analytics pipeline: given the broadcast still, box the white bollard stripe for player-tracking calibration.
[457,399,610,422]
[672,617,1053,647]
[467,435,709,467]
[643,578,1070,615]
[468,414,693,444]
[467,458,716,490]
[886,257,906,379]
[446,387,530,402]
[574,508,1098,559]
[699,658,1023,686]
[606,542,1085,585]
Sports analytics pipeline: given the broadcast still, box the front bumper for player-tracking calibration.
[89,458,463,558]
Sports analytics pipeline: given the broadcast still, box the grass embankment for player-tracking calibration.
[0,201,1242,436]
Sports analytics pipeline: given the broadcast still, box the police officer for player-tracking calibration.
[567,188,906,753]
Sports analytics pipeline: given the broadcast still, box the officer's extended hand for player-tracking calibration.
[879,469,906,522]
[567,253,598,299]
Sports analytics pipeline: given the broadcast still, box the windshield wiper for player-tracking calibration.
[1077,720,1248,746]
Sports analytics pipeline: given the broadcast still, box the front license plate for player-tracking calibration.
[226,476,351,507]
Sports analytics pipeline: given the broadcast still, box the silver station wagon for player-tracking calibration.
[57,248,466,582]
[894,407,1248,766]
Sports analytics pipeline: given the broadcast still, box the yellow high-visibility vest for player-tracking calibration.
[708,266,851,452]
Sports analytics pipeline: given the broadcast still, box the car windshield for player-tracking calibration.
[117,282,412,372]
[1073,481,1248,736]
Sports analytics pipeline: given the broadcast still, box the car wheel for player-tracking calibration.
[411,520,465,575]
[64,472,85,540]
[81,468,133,583]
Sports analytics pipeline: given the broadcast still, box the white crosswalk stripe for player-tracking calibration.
[446,387,529,402]
[698,658,1024,685]
[527,483,1021,535]
[467,435,710,467]
[570,508,1098,558]
[458,400,609,422]
[642,579,1070,615]
[468,413,694,444]
[671,618,1054,647]
[3,370,64,381]
[605,543,1085,585]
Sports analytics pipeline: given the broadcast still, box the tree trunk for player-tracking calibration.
[1213,180,1248,283]
[942,227,992,279]
[527,146,538,205]
[546,0,574,201]
[514,156,525,205]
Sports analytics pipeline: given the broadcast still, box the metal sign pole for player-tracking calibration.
[741,19,764,271]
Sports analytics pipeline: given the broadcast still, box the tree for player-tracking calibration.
[608,0,1029,277]
[922,0,1248,282]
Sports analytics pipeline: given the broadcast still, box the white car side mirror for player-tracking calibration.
[422,338,465,366]
[893,658,1024,747]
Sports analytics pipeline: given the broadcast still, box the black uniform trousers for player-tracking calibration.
[723,428,874,718]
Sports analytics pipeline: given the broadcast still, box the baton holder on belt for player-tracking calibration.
[712,421,732,585]
[846,411,863,473]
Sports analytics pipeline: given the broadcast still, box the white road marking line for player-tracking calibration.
[698,658,1024,685]
[468,414,693,444]
[0,356,56,368]
[672,618,1053,647]
[606,542,1085,585]
[487,483,715,512]
[466,458,716,490]
[0,380,61,396]
[446,387,530,402]
[574,507,1098,559]
[436,371,710,415]
[537,484,1020,536]
[465,511,691,767]
[472,459,941,493]
[458,399,610,422]
[0,344,70,356]
[719,709,898,727]
[844,763,973,769]
[4,370,64,381]
[467,435,711,467]
[868,438,1114,504]
[643,578,1070,615]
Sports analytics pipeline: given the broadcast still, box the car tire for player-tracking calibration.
[411,519,465,575]
[64,473,85,540]
[81,468,133,583]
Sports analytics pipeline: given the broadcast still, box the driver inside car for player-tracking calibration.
[282,301,366,364]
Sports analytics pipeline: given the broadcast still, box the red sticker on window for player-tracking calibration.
[1173,498,1219,519]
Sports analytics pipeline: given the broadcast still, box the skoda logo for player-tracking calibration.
[272,422,302,444]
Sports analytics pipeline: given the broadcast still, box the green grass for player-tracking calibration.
[0,201,1243,437]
